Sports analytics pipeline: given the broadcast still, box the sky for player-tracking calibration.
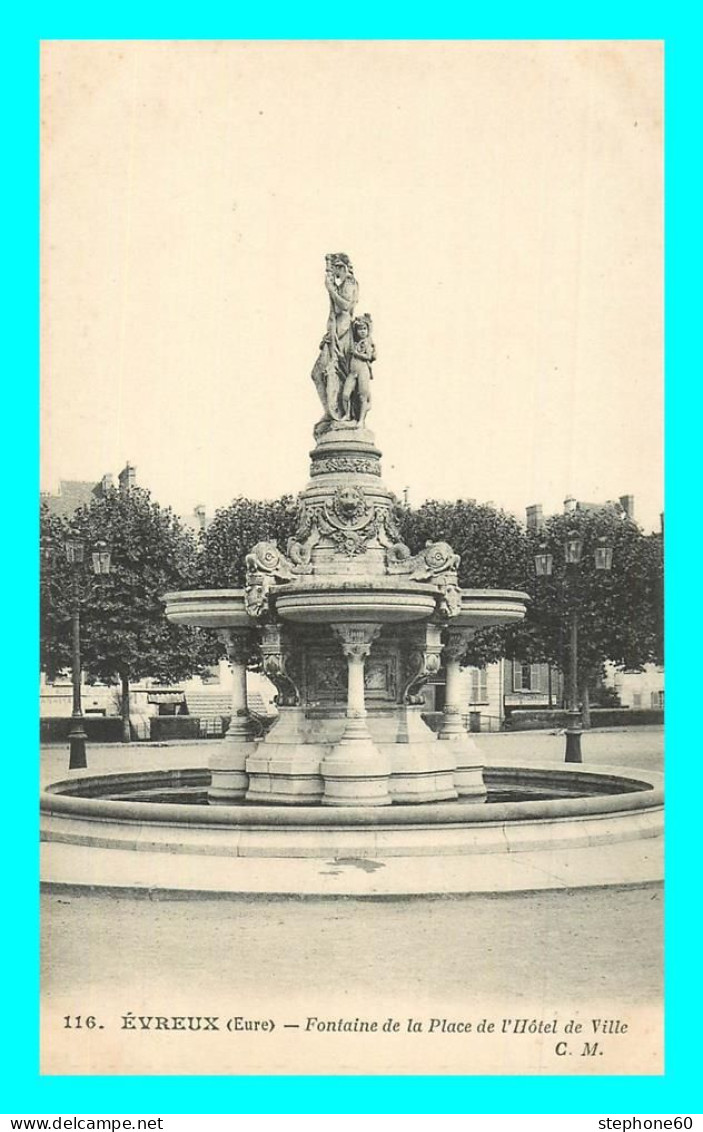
[41,40,663,531]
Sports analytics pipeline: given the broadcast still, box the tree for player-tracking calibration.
[40,506,75,680]
[40,489,220,741]
[197,495,298,586]
[506,509,664,722]
[398,499,530,666]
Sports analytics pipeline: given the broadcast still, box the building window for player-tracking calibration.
[468,667,488,704]
[651,690,664,709]
[511,661,552,695]
[513,662,533,692]
[632,692,642,708]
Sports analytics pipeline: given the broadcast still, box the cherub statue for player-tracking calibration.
[342,313,375,426]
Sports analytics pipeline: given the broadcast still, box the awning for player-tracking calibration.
[147,691,185,705]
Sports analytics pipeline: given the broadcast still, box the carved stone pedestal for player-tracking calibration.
[383,706,457,803]
[245,707,325,805]
[321,623,392,806]
[208,742,255,805]
[321,718,392,807]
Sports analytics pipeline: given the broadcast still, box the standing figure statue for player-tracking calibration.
[311,253,359,429]
[342,314,375,427]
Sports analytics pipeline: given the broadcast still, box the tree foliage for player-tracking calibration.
[505,509,664,683]
[40,506,76,680]
[41,486,663,726]
[398,499,662,682]
[40,489,220,688]
[399,499,529,589]
[197,495,298,586]
[399,499,530,666]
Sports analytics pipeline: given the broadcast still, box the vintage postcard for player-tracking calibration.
[40,39,663,1078]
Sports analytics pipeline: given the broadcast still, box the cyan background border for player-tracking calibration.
[10,2,697,1114]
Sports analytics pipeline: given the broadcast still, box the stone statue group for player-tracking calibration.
[311,253,375,433]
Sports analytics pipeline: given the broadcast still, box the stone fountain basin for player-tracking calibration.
[40,764,663,859]
[162,588,249,628]
[453,589,530,629]
[162,585,530,630]
[273,579,439,624]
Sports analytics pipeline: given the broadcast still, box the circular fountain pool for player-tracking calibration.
[41,763,662,859]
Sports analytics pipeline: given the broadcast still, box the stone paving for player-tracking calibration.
[41,723,664,785]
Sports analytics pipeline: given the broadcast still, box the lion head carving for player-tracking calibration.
[332,485,367,526]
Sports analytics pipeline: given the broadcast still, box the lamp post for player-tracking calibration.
[534,531,613,764]
[65,537,111,770]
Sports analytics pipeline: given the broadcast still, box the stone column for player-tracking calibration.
[321,622,391,806]
[438,630,470,740]
[438,628,487,800]
[207,628,257,804]
[222,630,257,741]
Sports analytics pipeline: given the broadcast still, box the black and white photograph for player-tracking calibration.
[39,40,664,1076]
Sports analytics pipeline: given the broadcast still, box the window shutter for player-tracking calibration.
[479,667,488,702]
[468,667,479,703]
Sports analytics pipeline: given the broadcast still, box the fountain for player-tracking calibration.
[165,251,528,809]
[40,254,662,873]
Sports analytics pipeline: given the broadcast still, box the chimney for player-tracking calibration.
[563,496,577,513]
[619,494,635,521]
[118,463,136,491]
[194,504,207,531]
[526,504,544,532]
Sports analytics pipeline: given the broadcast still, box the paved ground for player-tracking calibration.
[478,725,663,774]
[43,884,662,1005]
[41,724,664,785]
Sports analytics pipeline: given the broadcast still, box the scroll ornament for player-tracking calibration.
[259,623,301,706]
[244,541,296,619]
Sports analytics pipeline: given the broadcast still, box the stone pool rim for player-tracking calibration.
[41,763,663,828]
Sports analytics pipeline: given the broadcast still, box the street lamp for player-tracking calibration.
[534,530,613,763]
[65,537,111,770]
